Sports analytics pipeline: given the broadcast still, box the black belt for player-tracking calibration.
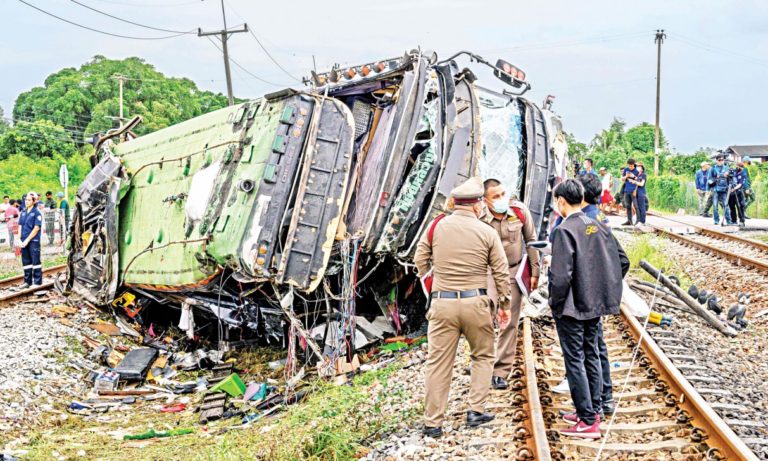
[432,289,487,299]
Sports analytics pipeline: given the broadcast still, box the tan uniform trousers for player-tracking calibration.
[487,264,524,378]
[424,295,495,427]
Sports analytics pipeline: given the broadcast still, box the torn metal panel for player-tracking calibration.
[242,94,316,279]
[375,75,443,255]
[277,98,355,292]
[362,56,428,251]
[398,73,481,259]
[66,152,125,305]
[520,100,552,239]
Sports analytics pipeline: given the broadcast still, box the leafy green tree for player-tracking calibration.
[666,151,710,176]
[13,56,230,146]
[0,120,77,160]
[624,122,666,155]
[0,152,91,198]
[565,132,587,161]
[0,105,8,135]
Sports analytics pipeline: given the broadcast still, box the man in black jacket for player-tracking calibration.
[549,179,630,439]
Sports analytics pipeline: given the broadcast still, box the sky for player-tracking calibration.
[1,0,767,153]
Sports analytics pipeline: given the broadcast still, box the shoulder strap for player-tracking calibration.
[511,206,526,225]
[427,213,446,245]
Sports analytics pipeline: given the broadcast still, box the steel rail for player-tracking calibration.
[649,224,768,274]
[647,212,768,253]
[620,305,759,461]
[521,317,552,461]
[0,264,66,290]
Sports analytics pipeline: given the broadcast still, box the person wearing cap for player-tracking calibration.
[620,159,639,225]
[695,162,713,217]
[741,156,754,217]
[708,154,733,226]
[549,179,629,439]
[414,176,512,438]
[480,178,540,390]
[57,192,70,244]
[729,162,748,226]
[17,191,43,288]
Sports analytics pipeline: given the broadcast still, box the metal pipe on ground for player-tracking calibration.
[638,259,737,337]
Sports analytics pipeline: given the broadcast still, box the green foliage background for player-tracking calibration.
[0,56,229,199]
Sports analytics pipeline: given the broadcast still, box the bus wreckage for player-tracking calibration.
[64,49,569,360]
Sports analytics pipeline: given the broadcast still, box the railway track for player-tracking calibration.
[0,264,66,303]
[518,307,759,460]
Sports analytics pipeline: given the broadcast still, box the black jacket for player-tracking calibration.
[548,212,630,320]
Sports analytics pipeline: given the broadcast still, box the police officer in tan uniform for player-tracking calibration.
[414,177,512,438]
[482,178,541,390]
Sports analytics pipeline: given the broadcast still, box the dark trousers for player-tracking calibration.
[555,315,601,425]
[635,193,647,224]
[21,242,42,285]
[623,192,637,224]
[597,320,613,405]
[729,190,746,224]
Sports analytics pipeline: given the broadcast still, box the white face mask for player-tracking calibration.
[491,197,508,214]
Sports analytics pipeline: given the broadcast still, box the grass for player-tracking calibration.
[623,234,691,287]
[18,358,421,461]
[0,253,68,280]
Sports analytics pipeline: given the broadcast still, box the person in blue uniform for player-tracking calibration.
[708,154,732,226]
[18,192,43,287]
[695,162,712,217]
[620,159,639,226]
[628,163,648,224]
[728,162,747,227]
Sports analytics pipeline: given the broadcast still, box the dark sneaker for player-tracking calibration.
[560,419,601,439]
[466,410,495,427]
[602,399,616,416]
[491,376,508,390]
[621,221,632,226]
[422,426,443,438]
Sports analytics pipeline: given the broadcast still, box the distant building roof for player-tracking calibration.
[724,145,768,158]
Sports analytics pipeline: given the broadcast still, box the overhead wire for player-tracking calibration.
[481,31,650,53]
[90,0,203,6]
[203,36,288,87]
[16,0,193,40]
[222,0,303,82]
[667,32,768,69]
[68,0,197,34]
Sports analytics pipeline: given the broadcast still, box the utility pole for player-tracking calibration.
[653,29,666,176]
[115,74,127,121]
[198,0,247,105]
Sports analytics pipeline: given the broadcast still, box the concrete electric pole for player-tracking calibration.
[198,0,247,106]
[653,29,666,176]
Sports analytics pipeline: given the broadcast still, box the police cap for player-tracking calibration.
[450,177,484,205]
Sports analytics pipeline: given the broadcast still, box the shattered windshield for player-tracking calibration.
[477,88,525,199]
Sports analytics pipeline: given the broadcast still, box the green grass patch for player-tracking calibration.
[624,234,691,286]
[0,253,67,280]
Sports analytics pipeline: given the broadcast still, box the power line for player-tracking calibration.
[16,0,192,40]
[246,29,301,82]
[68,0,196,34]
[90,0,203,6]
[204,36,286,87]
[667,32,768,68]
[481,31,649,53]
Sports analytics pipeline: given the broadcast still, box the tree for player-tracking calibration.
[0,105,8,135]
[0,120,77,160]
[13,56,230,146]
[624,122,666,155]
[565,132,587,161]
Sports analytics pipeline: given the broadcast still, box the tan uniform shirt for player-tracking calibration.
[414,209,511,309]
[482,201,541,278]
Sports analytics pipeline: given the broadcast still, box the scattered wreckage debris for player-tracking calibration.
[63,48,569,375]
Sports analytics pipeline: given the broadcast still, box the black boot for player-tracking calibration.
[602,399,616,416]
[422,426,443,438]
[467,410,495,427]
[491,376,508,390]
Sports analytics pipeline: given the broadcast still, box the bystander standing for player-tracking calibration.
[695,162,712,217]
[621,159,639,225]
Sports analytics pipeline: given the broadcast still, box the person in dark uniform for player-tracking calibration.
[43,191,56,245]
[729,162,747,227]
[708,154,732,226]
[620,159,639,225]
[18,191,43,288]
[549,179,630,439]
[627,163,648,225]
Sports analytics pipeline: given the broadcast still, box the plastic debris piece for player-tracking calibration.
[123,428,194,440]
[208,373,246,397]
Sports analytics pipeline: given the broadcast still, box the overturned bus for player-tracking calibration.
[65,49,569,354]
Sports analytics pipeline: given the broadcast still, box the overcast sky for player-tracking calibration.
[2,0,767,153]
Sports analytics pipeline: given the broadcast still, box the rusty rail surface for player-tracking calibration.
[0,264,66,290]
[619,305,759,461]
[521,317,552,461]
[648,211,768,253]
[649,224,768,274]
